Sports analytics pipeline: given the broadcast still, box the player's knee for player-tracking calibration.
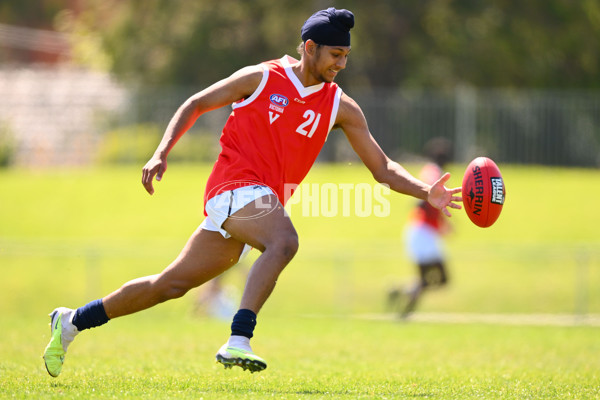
[270,231,299,263]
[281,232,299,261]
[154,277,193,302]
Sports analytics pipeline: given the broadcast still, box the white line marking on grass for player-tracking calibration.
[302,313,600,327]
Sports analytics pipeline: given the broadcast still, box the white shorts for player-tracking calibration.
[199,185,275,259]
[404,223,445,264]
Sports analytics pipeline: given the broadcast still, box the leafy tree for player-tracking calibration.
[0,0,65,28]
[4,0,599,89]
[345,0,600,89]
[60,0,311,86]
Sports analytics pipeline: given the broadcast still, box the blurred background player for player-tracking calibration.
[388,137,454,318]
[193,266,248,320]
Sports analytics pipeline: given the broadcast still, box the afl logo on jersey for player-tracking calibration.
[270,94,289,107]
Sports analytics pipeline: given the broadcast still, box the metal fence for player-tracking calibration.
[345,86,600,167]
[1,67,599,167]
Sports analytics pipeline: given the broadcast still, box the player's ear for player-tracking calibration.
[305,40,317,56]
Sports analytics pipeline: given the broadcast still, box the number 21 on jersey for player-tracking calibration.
[296,110,321,138]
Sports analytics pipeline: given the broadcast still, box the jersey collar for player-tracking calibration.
[280,55,325,98]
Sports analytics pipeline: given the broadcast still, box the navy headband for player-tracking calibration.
[301,7,354,47]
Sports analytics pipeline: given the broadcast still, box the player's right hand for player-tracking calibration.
[142,156,167,195]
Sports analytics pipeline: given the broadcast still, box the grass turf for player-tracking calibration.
[1,314,599,399]
[0,163,599,398]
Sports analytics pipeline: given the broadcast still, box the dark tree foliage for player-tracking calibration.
[2,0,599,89]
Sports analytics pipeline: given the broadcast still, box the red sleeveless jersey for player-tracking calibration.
[411,163,444,231]
[204,55,343,211]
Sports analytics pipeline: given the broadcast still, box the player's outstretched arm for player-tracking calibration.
[335,93,462,215]
[141,65,264,195]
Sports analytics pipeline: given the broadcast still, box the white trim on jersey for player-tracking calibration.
[326,87,343,138]
[280,55,325,98]
[231,64,269,110]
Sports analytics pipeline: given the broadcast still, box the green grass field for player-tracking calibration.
[1,163,599,398]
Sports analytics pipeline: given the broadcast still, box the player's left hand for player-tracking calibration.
[428,172,462,217]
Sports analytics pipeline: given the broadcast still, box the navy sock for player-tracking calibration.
[230,309,257,339]
[72,299,110,331]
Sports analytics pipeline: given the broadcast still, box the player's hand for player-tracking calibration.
[142,156,167,195]
[428,172,462,217]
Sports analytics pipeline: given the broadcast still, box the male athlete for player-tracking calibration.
[43,8,462,376]
[388,137,454,318]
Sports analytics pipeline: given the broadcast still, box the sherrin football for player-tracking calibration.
[462,157,506,228]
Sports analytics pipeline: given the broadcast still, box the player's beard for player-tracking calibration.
[312,51,336,83]
[320,69,337,83]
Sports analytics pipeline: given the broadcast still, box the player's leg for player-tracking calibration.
[399,223,448,318]
[400,264,427,318]
[102,227,245,318]
[222,195,298,314]
[43,226,245,377]
[401,260,448,318]
[216,194,299,372]
[421,261,448,287]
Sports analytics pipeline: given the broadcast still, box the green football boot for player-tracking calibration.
[216,344,267,373]
[43,308,78,377]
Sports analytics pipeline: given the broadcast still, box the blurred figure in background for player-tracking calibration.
[388,137,454,318]
[194,267,248,320]
[194,276,240,320]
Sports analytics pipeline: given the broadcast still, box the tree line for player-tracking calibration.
[2,0,598,91]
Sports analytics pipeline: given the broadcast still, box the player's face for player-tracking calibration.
[313,45,351,83]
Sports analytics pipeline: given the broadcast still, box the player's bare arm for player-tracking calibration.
[336,93,462,216]
[141,65,264,194]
